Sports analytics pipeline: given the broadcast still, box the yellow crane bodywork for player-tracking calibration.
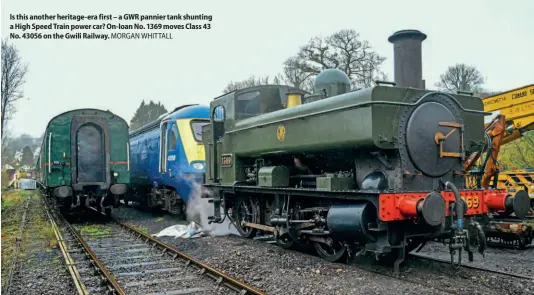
[466,84,534,203]
[482,84,534,145]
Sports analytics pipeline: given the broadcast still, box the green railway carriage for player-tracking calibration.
[36,108,130,216]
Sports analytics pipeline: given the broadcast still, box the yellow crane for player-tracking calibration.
[464,84,534,248]
[466,84,534,198]
[483,84,534,145]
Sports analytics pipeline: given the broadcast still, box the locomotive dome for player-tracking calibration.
[313,68,351,98]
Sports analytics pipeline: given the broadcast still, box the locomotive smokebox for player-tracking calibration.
[388,29,427,89]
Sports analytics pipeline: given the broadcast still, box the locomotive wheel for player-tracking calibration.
[276,234,295,249]
[313,242,348,262]
[234,199,257,238]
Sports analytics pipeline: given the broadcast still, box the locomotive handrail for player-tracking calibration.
[227,91,492,134]
[48,133,52,173]
[126,143,130,171]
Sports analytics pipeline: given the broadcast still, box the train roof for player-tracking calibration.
[129,104,210,137]
[212,84,302,101]
[44,108,127,131]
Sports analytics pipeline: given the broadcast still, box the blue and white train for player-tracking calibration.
[126,104,210,216]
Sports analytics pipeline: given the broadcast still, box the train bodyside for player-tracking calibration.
[36,108,130,216]
[128,105,210,216]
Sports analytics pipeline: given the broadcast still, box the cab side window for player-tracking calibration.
[213,106,225,141]
[235,91,260,119]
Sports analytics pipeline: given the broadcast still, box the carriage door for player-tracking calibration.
[76,124,105,182]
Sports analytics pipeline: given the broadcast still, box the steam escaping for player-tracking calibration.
[185,178,239,236]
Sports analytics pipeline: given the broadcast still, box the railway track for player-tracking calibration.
[1,195,31,295]
[253,232,533,294]
[44,195,266,295]
[409,252,533,280]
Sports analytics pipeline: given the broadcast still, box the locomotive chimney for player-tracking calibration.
[388,29,427,89]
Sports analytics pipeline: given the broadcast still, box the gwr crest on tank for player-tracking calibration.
[276,124,286,141]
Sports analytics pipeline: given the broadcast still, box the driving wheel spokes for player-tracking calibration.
[234,199,257,238]
[313,240,348,262]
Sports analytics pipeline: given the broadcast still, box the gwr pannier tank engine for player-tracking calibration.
[201,30,529,272]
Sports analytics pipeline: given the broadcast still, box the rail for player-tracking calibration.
[43,195,266,295]
[43,198,89,295]
[42,194,126,295]
[1,196,31,295]
[115,218,267,295]
[59,214,127,295]
[410,253,532,280]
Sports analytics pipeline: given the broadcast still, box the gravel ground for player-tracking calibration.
[416,240,534,277]
[114,202,534,295]
[2,190,76,295]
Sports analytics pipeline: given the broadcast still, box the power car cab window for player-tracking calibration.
[191,120,209,142]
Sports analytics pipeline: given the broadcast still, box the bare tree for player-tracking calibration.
[1,38,28,138]
[1,127,12,166]
[435,63,484,92]
[281,57,314,91]
[286,29,386,89]
[223,75,285,93]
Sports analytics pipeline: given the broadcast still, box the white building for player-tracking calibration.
[14,150,23,162]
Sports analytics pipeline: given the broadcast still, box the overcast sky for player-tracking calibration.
[1,0,533,137]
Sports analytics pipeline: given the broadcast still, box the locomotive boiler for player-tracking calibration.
[201,30,529,272]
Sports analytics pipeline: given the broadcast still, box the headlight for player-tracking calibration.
[192,162,204,170]
[113,172,119,177]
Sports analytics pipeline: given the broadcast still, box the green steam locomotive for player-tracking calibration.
[201,30,529,272]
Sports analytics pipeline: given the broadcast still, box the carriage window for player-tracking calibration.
[168,124,178,150]
[191,120,209,142]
